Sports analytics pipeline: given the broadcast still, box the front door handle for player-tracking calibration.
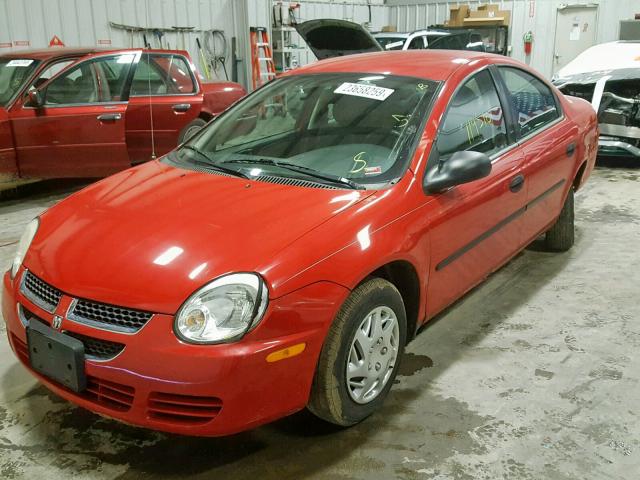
[509,174,525,193]
[172,103,191,113]
[566,142,576,157]
[97,113,122,122]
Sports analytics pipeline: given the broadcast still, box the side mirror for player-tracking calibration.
[27,88,44,108]
[424,150,492,193]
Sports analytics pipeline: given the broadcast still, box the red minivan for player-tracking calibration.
[0,48,245,187]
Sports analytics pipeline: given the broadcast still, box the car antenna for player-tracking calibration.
[144,0,156,159]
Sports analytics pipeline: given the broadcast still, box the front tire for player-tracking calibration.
[545,188,575,252]
[178,118,207,144]
[308,278,407,426]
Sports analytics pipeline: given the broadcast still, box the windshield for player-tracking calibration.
[375,36,407,50]
[0,58,40,107]
[169,73,439,189]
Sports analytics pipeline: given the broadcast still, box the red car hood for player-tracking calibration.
[26,161,373,314]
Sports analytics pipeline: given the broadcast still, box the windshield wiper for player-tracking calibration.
[222,158,365,190]
[180,146,249,179]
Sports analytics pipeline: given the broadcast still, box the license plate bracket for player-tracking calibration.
[27,320,87,392]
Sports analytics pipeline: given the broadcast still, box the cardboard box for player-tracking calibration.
[478,4,500,13]
[381,25,397,32]
[465,8,510,26]
[449,5,470,27]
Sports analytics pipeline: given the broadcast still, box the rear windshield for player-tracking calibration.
[0,58,40,107]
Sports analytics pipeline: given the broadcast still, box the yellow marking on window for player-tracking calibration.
[350,151,368,173]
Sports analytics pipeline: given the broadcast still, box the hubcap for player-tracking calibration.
[346,306,400,404]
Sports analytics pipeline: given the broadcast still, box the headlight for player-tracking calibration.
[11,218,39,278]
[174,273,268,344]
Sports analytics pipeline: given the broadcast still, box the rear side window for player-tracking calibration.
[407,36,426,49]
[428,34,465,50]
[131,54,196,96]
[437,69,508,160]
[499,67,559,138]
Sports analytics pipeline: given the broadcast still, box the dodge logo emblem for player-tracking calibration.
[52,315,63,330]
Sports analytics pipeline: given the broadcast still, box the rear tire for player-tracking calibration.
[178,118,207,144]
[308,278,406,426]
[545,188,575,252]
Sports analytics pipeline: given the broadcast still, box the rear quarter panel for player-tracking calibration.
[200,82,246,118]
[561,94,598,190]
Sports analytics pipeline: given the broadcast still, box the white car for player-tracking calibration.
[373,29,486,52]
[554,41,640,158]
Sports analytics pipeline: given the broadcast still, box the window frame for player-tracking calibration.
[430,65,515,166]
[423,64,567,194]
[129,52,200,98]
[26,52,139,109]
[494,65,565,142]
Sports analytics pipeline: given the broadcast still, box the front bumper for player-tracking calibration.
[2,269,349,436]
[599,136,640,158]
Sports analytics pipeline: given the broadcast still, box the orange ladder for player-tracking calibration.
[250,27,276,89]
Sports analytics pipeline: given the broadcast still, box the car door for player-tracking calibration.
[425,68,527,317]
[125,52,201,163]
[0,107,16,180]
[497,67,576,244]
[9,52,136,178]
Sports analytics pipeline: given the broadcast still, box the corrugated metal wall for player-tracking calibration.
[1,0,637,85]
[0,0,385,90]
[386,0,640,79]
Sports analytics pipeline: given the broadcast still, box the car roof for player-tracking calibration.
[374,32,410,38]
[1,47,186,60]
[290,50,496,82]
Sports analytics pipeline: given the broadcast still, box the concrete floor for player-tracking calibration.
[0,164,639,479]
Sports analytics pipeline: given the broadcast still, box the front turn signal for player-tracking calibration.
[266,343,306,363]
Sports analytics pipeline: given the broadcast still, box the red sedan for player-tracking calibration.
[2,50,598,436]
[0,48,245,187]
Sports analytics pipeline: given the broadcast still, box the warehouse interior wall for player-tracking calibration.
[0,0,385,91]
[385,0,640,79]
[0,0,637,87]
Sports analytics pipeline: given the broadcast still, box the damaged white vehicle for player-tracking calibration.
[554,41,640,158]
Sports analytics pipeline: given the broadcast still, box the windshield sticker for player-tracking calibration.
[350,151,368,173]
[335,83,394,101]
[364,166,382,176]
[6,59,34,67]
[385,41,404,50]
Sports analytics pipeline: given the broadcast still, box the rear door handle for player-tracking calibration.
[97,113,122,122]
[566,142,576,157]
[509,174,525,193]
[172,103,191,113]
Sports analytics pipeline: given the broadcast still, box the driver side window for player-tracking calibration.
[436,70,507,161]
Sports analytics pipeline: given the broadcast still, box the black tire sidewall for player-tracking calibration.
[178,118,207,144]
[331,282,407,424]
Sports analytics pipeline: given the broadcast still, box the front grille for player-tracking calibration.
[148,392,223,425]
[64,331,125,361]
[10,334,134,412]
[20,306,125,361]
[11,333,29,363]
[69,299,153,333]
[85,377,135,411]
[21,271,62,312]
